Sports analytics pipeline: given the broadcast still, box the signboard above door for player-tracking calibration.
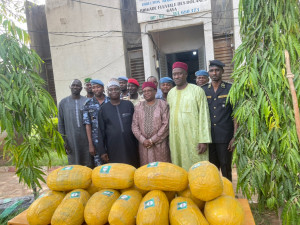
[136,0,211,23]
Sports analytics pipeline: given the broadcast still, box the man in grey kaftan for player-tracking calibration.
[58,79,93,167]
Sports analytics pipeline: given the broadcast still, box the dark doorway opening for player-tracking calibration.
[166,50,199,84]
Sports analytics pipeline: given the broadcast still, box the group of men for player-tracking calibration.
[58,59,235,180]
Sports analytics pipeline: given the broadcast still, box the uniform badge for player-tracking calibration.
[208,84,211,89]
[221,83,226,88]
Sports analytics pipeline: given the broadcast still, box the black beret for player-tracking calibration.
[209,60,225,68]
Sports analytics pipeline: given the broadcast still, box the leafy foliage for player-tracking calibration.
[0,1,64,198]
[229,0,300,223]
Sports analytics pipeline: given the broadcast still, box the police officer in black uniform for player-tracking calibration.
[202,60,236,181]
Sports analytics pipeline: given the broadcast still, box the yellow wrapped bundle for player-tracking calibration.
[204,195,245,225]
[84,189,120,225]
[177,186,205,209]
[92,163,135,189]
[27,191,65,225]
[169,197,209,225]
[136,190,169,225]
[188,161,223,201]
[108,190,142,225]
[121,184,148,196]
[86,182,101,196]
[47,165,92,191]
[134,162,188,191]
[222,177,235,197]
[51,189,90,225]
[164,191,176,203]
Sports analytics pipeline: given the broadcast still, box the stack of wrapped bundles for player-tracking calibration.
[26,161,244,225]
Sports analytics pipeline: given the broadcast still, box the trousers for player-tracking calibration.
[209,143,233,181]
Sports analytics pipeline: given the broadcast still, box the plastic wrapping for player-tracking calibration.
[164,191,176,203]
[51,189,90,225]
[136,190,169,225]
[222,177,235,197]
[204,195,245,225]
[47,165,92,191]
[27,191,65,225]
[169,197,209,225]
[84,189,120,225]
[0,196,33,222]
[108,190,142,225]
[92,163,136,189]
[188,161,223,201]
[121,184,148,196]
[134,162,188,191]
[177,186,205,209]
[86,182,101,196]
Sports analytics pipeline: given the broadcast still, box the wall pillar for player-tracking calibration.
[233,0,242,50]
[203,16,214,68]
[141,25,159,80]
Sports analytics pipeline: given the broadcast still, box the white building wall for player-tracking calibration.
[152,26,205,54]
[45,0,127,103]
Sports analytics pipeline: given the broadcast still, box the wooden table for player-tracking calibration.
[238,199,256,225]
[8,199,255,225]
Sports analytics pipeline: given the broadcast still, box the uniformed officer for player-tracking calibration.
[83,79,110,167]
[202,60,237,181]
[118,76,129,99]
[159,77,175,101]
[195,70,209,87]
[84,77,94,98]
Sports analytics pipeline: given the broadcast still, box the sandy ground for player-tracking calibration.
[0,171,49,199]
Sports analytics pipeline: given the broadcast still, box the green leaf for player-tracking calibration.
[0,3,64,199]
[229,0,300,221]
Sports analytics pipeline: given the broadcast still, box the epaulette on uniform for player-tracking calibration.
[223,81,233,85]
[201,83,210,90]
[221,81,233,88]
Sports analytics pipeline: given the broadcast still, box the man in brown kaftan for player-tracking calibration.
[132,82,171,165]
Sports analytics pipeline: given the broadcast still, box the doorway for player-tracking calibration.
[166,50,199,84]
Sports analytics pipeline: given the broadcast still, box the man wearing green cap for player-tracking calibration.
[84,78,94,98]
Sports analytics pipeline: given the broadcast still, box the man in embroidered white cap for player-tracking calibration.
[97,81,139,167]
